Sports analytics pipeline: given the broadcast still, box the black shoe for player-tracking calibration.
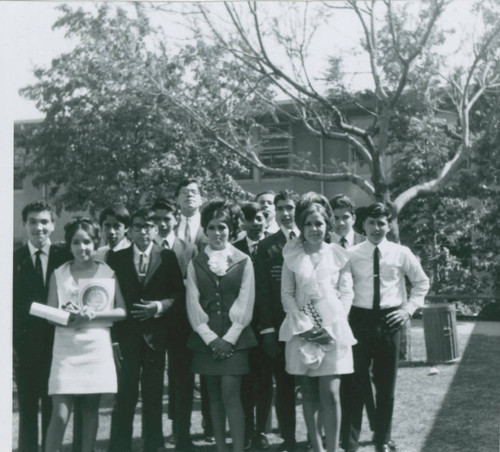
[253,432,270,450]
[203,433,215,444]
[244,434,253,450]
[176,441,195,452]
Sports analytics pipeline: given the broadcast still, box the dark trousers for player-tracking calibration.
[15,361,52,452]
[109,340,167,452]
[241,344,273,438]
[166,344,194,447]
[272,342,296,448]
[345,307,401,450]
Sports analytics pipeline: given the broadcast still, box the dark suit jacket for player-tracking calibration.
[107,244,187,353]
[232,238,250,259]
[13,243,69,369]
[253,230,287,334]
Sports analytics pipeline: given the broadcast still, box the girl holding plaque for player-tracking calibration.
[185,200,257,452]
[44,218,126,452]
[280,203,356,452]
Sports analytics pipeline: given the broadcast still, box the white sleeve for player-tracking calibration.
[403,247,430,316]
[185,261,218,345]
[222,258,255,345]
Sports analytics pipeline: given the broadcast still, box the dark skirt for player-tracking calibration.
[192,350,249,376]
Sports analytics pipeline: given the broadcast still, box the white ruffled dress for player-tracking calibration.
[279,239,356,376]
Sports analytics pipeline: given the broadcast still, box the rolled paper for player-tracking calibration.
[29,302,70,326]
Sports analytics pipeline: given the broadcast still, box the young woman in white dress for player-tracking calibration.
[280,203,356,452]
[44,219,126,452]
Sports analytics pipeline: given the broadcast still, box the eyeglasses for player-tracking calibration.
[131,223,156,232]
[179,189,200,196]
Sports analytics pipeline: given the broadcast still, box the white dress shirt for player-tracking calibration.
[185,245,255,346]
[158,231,176,249]
[177,212,201,243]
[280,225,300,241]
[28,240,51,282]
[348,238,430,316]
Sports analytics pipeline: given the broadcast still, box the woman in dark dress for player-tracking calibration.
[185,200,257,452]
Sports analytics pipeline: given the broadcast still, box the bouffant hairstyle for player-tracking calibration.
[201,200,240,236]
[294,192,333,227]
[64,217,101,251]
[296,203,333,239]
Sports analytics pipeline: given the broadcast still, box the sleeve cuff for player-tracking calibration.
[260,328,275,335]
[222,322,244,345]
[195,323,219,346]
[153,301,163,318]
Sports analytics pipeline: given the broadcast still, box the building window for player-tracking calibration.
[260,123,292,179]
[350,145,370,174]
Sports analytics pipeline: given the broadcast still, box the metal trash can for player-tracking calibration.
[423,303,460,363]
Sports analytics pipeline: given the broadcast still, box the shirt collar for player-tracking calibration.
[364,237,390,255]
[111,237,131,252]
[28,239,51,257]
[245,235,263,248]
[331,229,355,246]
[181,212,200,224]
[280,225,300,240]
[164,231,176,248]
[133,241,154,258]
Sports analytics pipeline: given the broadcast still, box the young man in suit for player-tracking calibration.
[254,190,300,452]
[108,209,192,452]
[328,195,376,448]
[13,201,69,452]
[345,203,429,452]
[151,199,196,447]
[152,199,197,278]
[175,178,208,252]
[234,202,273,450]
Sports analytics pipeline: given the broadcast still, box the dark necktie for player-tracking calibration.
[162,239,170,249]
[373,247,380,312]
[138,253,147,282]
[250,242,258,260]
[34,249,44,293]
[340,237,347,248]
[289,230,296,241]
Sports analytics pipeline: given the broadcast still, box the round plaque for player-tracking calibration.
[81,284,110,312]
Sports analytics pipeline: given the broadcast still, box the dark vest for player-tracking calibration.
[187,250,257,353]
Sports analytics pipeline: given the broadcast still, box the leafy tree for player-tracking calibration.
[18,4,251,213]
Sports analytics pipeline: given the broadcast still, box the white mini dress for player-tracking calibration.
[48,261,117,395]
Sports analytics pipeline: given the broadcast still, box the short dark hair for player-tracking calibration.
[151,199,178,215]
[64,217,100,250]
[364,202,392,222]
[98,204,131,227]
[22,200,54,223]
[329,194,355,214]
[296,203,333,238]
[295,192,333,226]
[174,178,202,197]
[274,190,299,207]
[131,208,156,224]
[201,200,239,235]
[241,202,268,221]
[255,190,276,201]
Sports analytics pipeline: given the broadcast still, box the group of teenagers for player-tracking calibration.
[13,178,430,452]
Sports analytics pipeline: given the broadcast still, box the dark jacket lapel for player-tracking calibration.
[144,244,162,287]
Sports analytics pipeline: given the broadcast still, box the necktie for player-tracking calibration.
[288,230,296,241]
[340,237,347,248]
[184,220,192,243]
[138,253,147,282]
[162,239,170,249]
[373,247,380,312]
[34,249,44,292]
[250,242,258,260]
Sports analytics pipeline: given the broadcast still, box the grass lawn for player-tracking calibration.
[12,320,500,452]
